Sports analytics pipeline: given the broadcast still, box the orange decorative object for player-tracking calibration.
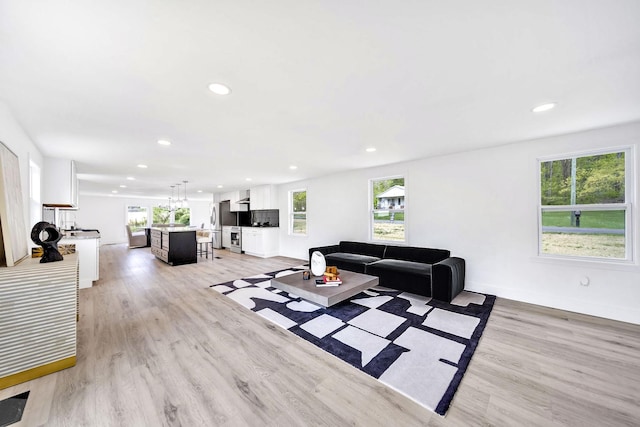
[324,266,340,279]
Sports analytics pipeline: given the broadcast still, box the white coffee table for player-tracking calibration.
[270,270,379,307]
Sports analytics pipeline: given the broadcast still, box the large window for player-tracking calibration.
[151,206,190,225]
[290,189,307,235]
[29,159,41,227]
[153,206,170,225]
[174,207,190,225]
[539,148,633,261]
[127,206,148,232]
[371,177,405,242]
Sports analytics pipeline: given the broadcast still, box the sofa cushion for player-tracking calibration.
[365,259,433,297]
[339,241,386,258]
[366,259,432,277]
[324,252,382,274]
[383,245,450,264]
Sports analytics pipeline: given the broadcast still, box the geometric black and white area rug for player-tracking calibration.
[210,266,495,416]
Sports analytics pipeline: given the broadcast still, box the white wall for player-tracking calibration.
[5,94,636,324]
[75,195,211,245]
[278,122,640,325]
[0,101,43,247]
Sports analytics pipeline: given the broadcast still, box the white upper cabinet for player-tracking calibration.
[220,190,249,211]
[250,185,279,210]
[42,158,78,207]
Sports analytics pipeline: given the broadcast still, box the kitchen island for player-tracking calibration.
[150,227,197,266]
[60,230,100,288]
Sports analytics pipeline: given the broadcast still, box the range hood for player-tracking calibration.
[235,190,250,204]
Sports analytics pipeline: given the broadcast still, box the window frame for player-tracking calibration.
[126,205,150,232]
[289,188,307,236]
[29,157,41,227]
[369,175,407,244]
[537,146,634,263]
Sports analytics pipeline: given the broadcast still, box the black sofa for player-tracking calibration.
[308,241,465,302]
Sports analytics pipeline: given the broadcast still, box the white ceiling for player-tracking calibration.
[1,1,639,200]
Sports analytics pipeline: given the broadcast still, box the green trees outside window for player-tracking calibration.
[291,190,307,235]
[539,150,630,260]
[153,207,170,224]
[152,207,190,225]
[540,152,624,206]
[174,208,190,225]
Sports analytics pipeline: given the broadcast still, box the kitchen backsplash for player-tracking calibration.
[251,209,279,227]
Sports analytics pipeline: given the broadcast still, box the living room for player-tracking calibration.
[1,1,640,425]
[39,121,640,326]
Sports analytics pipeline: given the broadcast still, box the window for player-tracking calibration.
[151,206,190,225]
[538,148,633,261]
[29,159,41,227]
[152,206,170,225]
[174,207,190,225]
[127,206,148,232]
[29,160,40,203]
[371,177,405,242]
[290,189,307,235]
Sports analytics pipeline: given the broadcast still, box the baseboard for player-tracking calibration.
[466,280,640,325]
[0,356,76,390]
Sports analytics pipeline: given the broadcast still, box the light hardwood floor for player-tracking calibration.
[2,244,639,426]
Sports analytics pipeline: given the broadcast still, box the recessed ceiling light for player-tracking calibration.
[366,147,377,153]
[137,164,147,168]
[246,178,252,181]
[217,184,223,188]
[119,185,127,188]
[197,190,203,193]
[532,102,556,113]
[157,139,171,146]
[289,165,298,170]
[209,83,231,95]
[112,190,118,194]
[126,176,135,180]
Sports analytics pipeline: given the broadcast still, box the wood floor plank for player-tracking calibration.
[2,244,639,426]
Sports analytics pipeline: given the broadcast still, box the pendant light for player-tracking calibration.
[175,183,182,209]
[182,180,189,208]
[167,185,176,211]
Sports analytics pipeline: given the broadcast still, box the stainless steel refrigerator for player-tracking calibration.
[209,202,222,249]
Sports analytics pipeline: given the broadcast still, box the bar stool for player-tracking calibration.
[196,230,213,259]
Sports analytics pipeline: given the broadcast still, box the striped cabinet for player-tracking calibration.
[0,254,78,389]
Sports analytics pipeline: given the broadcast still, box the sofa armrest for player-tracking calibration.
[308,244,341,265]
[431,257,465,302]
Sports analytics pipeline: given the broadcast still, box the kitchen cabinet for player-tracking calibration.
[60,233,100,288]
[221,190,249,212]
[0,254,78,389]
[150,228,197,266]
[43,158,78,207]
[250,185,279,210]
[220,191,234,203]
[241,227,259,254]
[222,226,232,249]
[241,227,279,258]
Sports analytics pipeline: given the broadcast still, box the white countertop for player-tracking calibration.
[151,226,196,232]
[61,231,100,239]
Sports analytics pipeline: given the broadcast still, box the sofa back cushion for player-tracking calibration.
[384,245,450,264]
[339,241,387,258]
